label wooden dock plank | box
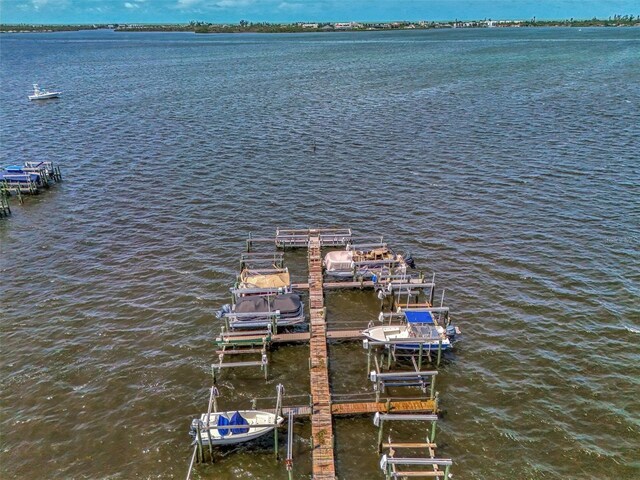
[331,400,436,415]
[308,236,336,480]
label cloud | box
[124,2,139,8]
[177,0,203,8]
[278,2,304,11]
[30,0,50,10]
[214,0,255,8]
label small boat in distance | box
[28,84,61,101]
[190,410,284,445]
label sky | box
[0,0,638,24]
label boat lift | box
[186,385,286,479]
[373,413,452,479]
[239,252,285,270]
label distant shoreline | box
[2,16,639,34]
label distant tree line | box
[1,15,638,34]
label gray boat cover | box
[235,294,302,318]
[272,294,301,315]
[236,296,270,314]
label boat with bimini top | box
[363,308,460,351]
[28,84,61,100]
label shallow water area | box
[1,27,639,479]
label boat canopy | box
[229,411,249,435]
[234,293,302,318]
[404,311,434,324]
[272,294,302,315]
[324,250,353,271]
[217,414,230,436]
[0,172,41,182]
[240,269,290,289]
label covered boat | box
[222,293,305,328]
[238,268,291,290]
[323,244,408,278]
[362,310,459,351]
[190,410,283,446]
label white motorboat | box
[190,410,284,446]
[362,324,452,350]
[28,84,61,100]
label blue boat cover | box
[6,166,24,172]
[0,172,40,182]
[404,311,434,324]
[229,411,249,435]
[217,414,230,436]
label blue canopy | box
[0,172,40,182]
[217,414,230,436]
[404,311,434,324]
[229,411,249,435]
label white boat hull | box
[362,325,452,350]
[29,92,61,100]
[192,410,283,446]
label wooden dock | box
[267,399,436,418]
[199,228,453,480]
[293,281,376,290]
[308,235,336,480]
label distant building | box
[334,22,353,30]
[301,23,318,29]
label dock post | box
[430,417,437,443]
[429,273,436,305]
[366,342,372,378]
[430,374,437,400]
[286,410,294,478]
[274,422,279,460]
[377,417,384,452]
[263,354,269,380]
[274,385,284,460]
[437,340,442,367]
[444,464,451,478]
[195,422,204,463]
[418,343,424,371]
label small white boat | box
[362,324,453,351]
[28,84,61,101]
[190,410,284,446]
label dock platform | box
[192,228,454,480]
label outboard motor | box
[445,324,457,340]
[215,304,232,319]
[188,418,200,441]
[404,252,416,269]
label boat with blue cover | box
[362,309,460,351]
[189,410,284,445]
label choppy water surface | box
[1,28,639,479]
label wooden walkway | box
[293,281,376,290]
[267,400,436,418]
[308,235,336,480]
[215,329,363,346]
